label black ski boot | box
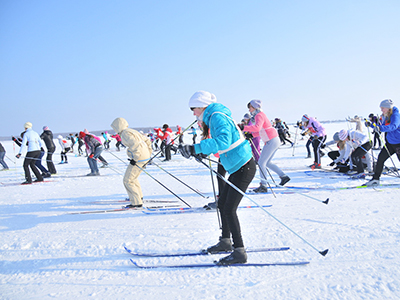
[279,175,290,186]
[216,247,247,265]
[205,237,232,254]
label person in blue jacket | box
[179,91,256,265]
[363,99,400,186]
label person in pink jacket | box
[242,100,290,193]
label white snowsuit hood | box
[111,117,129,135]
[110,117,152,161]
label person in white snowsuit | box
[57,135,71,163]
[338,129,372,177]
[111,117,152,208]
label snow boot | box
[203,201,217,210]
[216,247,247,265]
[362,179,380,187]
[205,237,233,254]
[279,175,290,186]
[252,184,269,193]
[124,204,143,209]
[310,162,321,170]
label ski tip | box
[319,249,329,256]
[323,198,329,205]
[130,259,139,267]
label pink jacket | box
[243,111,278,143]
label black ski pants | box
[351,142,372,173]
[218,158,256,248]
[23,150,43,182]
[312,136,326,165]
[373,141,400,180]
[46,147,57,174]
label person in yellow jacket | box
[111,117,152,208]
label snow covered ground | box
[1,122,400,300]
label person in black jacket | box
[40,126,57,174]
[275,118,293,146]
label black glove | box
[16,153,21,159]
[320,144,326,149]
[329,161,335,166]
[301,132,306,136]
[365,120,371,127]
[129,159,136,166]
[178,144,195,159]
[244,132,253,140]
[238,123,244,130]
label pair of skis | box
[124,246,310,269]
[65,203,273,215]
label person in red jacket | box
[161,124,174,161]
[176,125,183,144]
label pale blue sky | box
[1,0,399,136]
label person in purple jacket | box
[301,114,327,169]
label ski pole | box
[203,156,329,204]
[5,154,16,164]
[134,164,192,208]
[248,138,277,196]
[195,156,328,256]
[106,149,191,207]
[364,119,377,165]
[143,120,197,168]
[373,123,400,177]
[208,158,222,229]
[151,161,208,199]
[277,186,329,204]
[292,126,299,157]
[107,148,203,195]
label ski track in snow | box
[1,122,400,299]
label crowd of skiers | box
[4,91,400,265]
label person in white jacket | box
[16,122,44,184]
[111,117,152,208]
[57,135,71,164]
[338,129,372,177]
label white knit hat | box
[380,99,394,109]
[24,122,32,129]
[188,91,217,108]
[339,129,348,141]
[249,99,262,109]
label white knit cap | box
[339,129,348,141]
[24,122,32,129]
[249,99,262,109]
[188,91,217,108]
[380,99,394,109]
